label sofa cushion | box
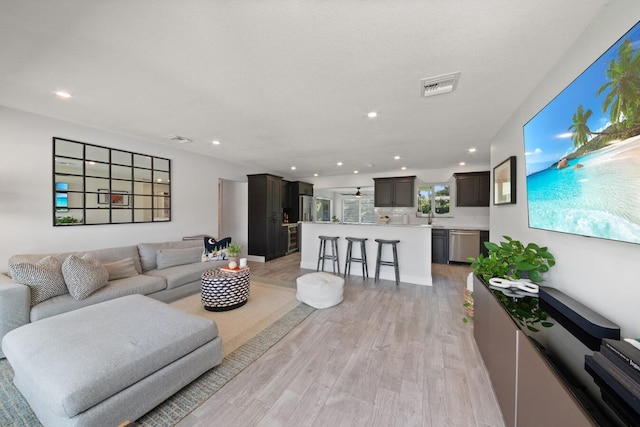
[138,241,203,272]
[7,245,143,276]
[30,274,167,322]
[156,246,203,270]
[62,254,109,300]
[145,260,226,289]
[8,256,68,306]
[104,258,139,281]
[84,246,143,274]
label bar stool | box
[344,237,368,278]
[317,236,340,274]
[375,239,400,285]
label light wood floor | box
[176,254,506,427]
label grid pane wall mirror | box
[53,137,171,226]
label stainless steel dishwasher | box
[448,229,480,263]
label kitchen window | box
[418,184,451,217]
[342,197,375,224]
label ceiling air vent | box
[420,71,461,98]
[164,134,193,144]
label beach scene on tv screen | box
[524,21,640,245]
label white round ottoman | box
[296,272,344,309]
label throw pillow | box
[203,237,231,261]
[9,256,68,306]
[103,258,139,281]
[156,246,203,269]
[62,254,109,300]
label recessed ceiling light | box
[314,173,318,177]
[459,162,466,166]
[468,148,476,153]
[291,166,296,170]
[211,140,221,145]
[353,170,358,174]
[367,111,378,118]
[337,162,343,166]
[55,91,72,99]
[401,166,407,170]
[394,155,400,160]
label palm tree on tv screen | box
[568,104,593,147]
[568,38,640,146]
[597,38,640,127]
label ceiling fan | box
[341,187,363,197]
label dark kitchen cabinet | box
[248,174,286,261]
[374,176,416,207]
[480,230,489,257]
[431,228,449,264]
[297,181,313,196]
[281,180,291,209]
[454,171,490,207]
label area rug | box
[170,281,302,356]
[0,283,314,427]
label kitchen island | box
[299,222,432,286]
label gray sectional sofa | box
[0,239,227,359]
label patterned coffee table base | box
[201,268,250,311]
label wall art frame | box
[493,156,516,205]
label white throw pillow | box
[103,258,139,281]
[9,256,68,306]
[62,254,109,300]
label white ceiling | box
[0,0,610,179]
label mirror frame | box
[53,137,172,226]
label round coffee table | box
[200,267,250,311]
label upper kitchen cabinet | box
[374,176,415,207]
[454,171,490,207]
[297,181,314,196]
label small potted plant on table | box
[226,243,242,264]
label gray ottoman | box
[2,294,222,427]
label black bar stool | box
[317,236,340,274]
[344,237,368,278]
[375,239,400,285]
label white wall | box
[0,106,252,270]
[490,0,640,337]
[219,179,249,255]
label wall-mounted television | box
[523,20,640,245]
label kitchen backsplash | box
[374,206,489,228]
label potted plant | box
[226,243,242,263]
[469,235,555,284]
[463,235,556,324]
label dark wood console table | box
[473,275,623,427]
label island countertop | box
[299,221,489,231]
[300,222,432,286]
